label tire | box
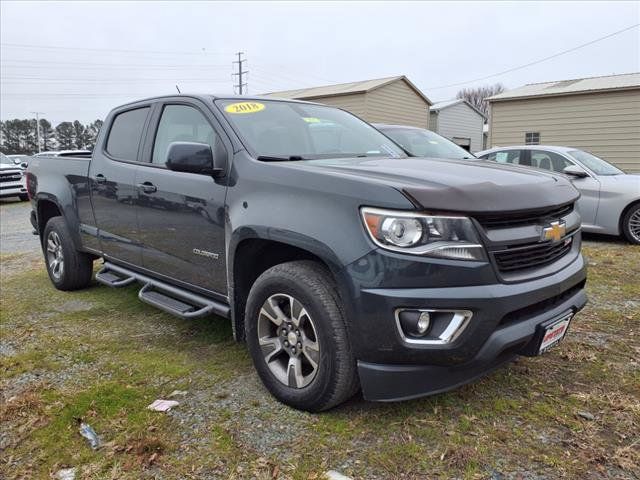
[42,217,93,291]
[19,194,29,202]
[245,260,359,411]
[621,203,640,245]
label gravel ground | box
[0,199,40,256]
[1,200,638,480]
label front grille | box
[475,203,574,229]
[493,236,574,272]
[0,173,23,183]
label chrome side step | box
[96,262,230,319]
[95,268,136,287]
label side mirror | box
[21,162,28,169]
[563,165,589,178]
[165,142,225,177]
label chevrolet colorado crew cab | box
[27,95,587,411]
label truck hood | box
[301,157,579,213]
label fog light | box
[398,310,431,338]
[395,308,473,345]
[417,312,430,334]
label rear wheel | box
[245,261,358,411]
[621,203,640,245]
[43,217,93,290]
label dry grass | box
[0,238,638,479]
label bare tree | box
[456,83,506,118]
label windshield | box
[568,149,623,175]
[216,99,406,159]
[380,127,475,160]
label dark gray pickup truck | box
[27,95,587,411]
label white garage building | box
[429,99,486,153]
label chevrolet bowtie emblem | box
[542,220,566,243]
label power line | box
[252,64,340,85]
[1,76,231,82]
[425,23,640,90]
[1,61,232,70]
[0,42,233,56]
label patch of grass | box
[1,240,639,479]
[24,382,168,475]
[1,347,62,378]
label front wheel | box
[621,203,640,245]
[245,261,359,411]
[19,194,29,202]
[43,217,94,290]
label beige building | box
[488,73,640,173]
[266,76,432,128]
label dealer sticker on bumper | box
[538,313,572,354]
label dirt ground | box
[1,198,638,479]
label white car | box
[476,145,640,244]
[7,154,31,167]
[0,153,28,201]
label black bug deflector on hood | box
[299,157,580,214]
[402,178,579,214]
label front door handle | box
[94,174,107,184]
[137,182,157,194]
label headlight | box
[361,207,486,261]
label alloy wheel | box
[257,293,320,388]
[629,208,640,243]
[46,231,64,280]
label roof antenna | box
[175,84,181,94]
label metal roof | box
[488,72,640,101]
[265,75,432,105]
[431,98,487,119]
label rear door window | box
[487,150,522,165]
[106,107,150,160]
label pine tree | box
[39,118,56,151]
[55,122,76,150]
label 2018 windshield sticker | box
[225,102,265,114]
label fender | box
[226,225,352,341]
[34,192,85,253]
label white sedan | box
[476,145,640,244]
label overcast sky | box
[1,1,638,124]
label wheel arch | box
[35,195,85,252]
[228,233,347,342]
[619,199,640,239]
[36,197,63,238]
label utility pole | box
[232,52,248,95]
[31,111,45,153]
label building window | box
[525,132,540,145]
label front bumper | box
[359,285,585,401]
[0,183,27,198]
[346,252,587,401]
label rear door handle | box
[137,182,157,194]
[94,174,107,184]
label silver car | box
[476,146,640,244]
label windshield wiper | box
[257,155,306,162]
